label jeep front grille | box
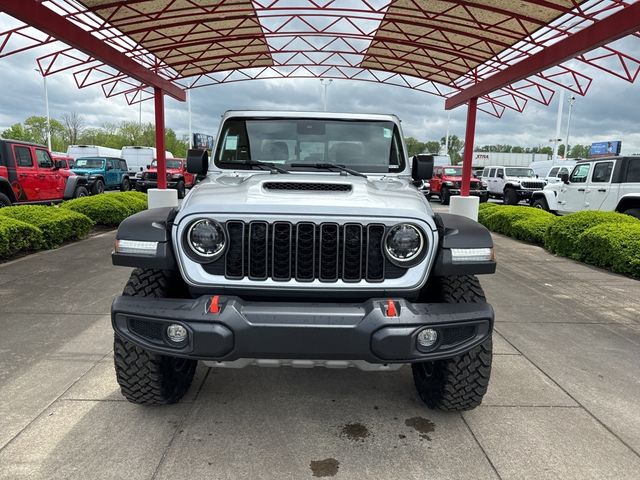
[145,172,158,180]
[263,182,351,192]
[203,221,405,282]
[520,181,545,189]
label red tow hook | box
[209,295,220,314]
[385,299,398,317]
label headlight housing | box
[185,219,226,261]
[384,224,425,266]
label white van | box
[66,145,122,160]
[121,146,174,173]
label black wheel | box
[412,275,493,411]
[479,195,488,203]
[73,186,89,198]
[623,208,640,220]
[92,179,105,195]
[425,193,432,201]
[114,269,197,405]
[120,177,131,192]
[0,192,12,207]
[532,197,549,211]
[176,180,186,199]
[440,187,450,205]
[503,188,518,205]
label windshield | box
[214,118,404,173]
[74,158,105,169]
[443,167,462,176]
[505,167,535,177]
[151,159,182,169]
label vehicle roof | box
[482,165,535,168]
[222,110,401,123]
[576,156,637,162]
[74,156,125,160]
[0,138,47,148]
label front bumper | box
[136,180,179,191]
[446,189,488,198]
[517,189,541,198]
[111,295,493,363]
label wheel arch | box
[615,194,640,213]
[0,177,17,203]
[532,190,558,211]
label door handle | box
[577,188,585,192]
[19,173,28,177]
[38,174,45,178]
[598,189,607,192]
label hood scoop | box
[263,182,352,192]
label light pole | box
[552,88,565,160]
[187,89,192,149]
[563,95,576,159]
[320,79,333,112]
[35,68,52,151]
[444,111,450,156]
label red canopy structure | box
[2,0,640,192]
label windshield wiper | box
[223,160,289,174]
[291,163,367,178]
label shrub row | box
[0,192,147,260]
[477,203,640,278]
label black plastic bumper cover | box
[112,295,493,363]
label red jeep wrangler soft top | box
[428,165,488,205]
[0,139,88,207]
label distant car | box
[544,164,574,184]
[51,154,75,170]
[135,158,195,199]
[72,157,131,194]
[481,165,546,205]
[428,165,488,205]
[0,139,88,206]
[531,157,640,219]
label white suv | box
[481,166,546,205]
[531,157,640,219]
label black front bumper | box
[447,189,489,198]
[111,296,493,363]
[136,180,179,191]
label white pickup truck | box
[531,156,640,219]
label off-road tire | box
[532,197,549,211]
[0,192,12,207]
[73,186,89,198]
[114,268,197,405]
[479,195,488,203]
[623,208,640,220]
[176,180,186,199]
[120,177,131,192]
[440,187,451,205]
[503,188,518,205]
[92,179,105,195]
[412,275,493,411]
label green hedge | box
[575,222,640,277]
[478,205,556,245]
[61,192,147,226]
[0,205,94,248]
[0,216,44,258]
[544,211,638,259]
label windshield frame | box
[213,117,406,174]
[505,167,535,178]
[151,159,183,169]
[74,157,105,169]
[443,166,462,176]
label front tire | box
[73,186,89,198]
[176,180,186,199]
[532,197,549,211]
[412,275,493,411]
[113,269,197,405]
[440,187,451,205]
[92,179,105,195]
[120,178,131,192]
[623,208,640,220]
[503,188,518,205]
[0,192,12,207]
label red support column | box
[154,87,167,189]
[460,97,478,197]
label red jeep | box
[135,158,195,199]
[428,165,488,205]
[0,139,89,207]
[51,154,75,170]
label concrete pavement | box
[0,218,639,479]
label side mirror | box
[54,160,65,169]
[146,164,151,169]
[187,149,209,175]
[139,167,143,171]
[106,165,113,171]
[411,154,434,181]
[561,173,569,184]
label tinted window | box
[119,160,127,170]
[489,168,496,177]
[626,159,640,183]
[482,167,489,177]
[14,146,33,167]
[558,167,569,177]
[591,162,613,183]
[570,164,590,183]
[35,149,53,168]
[496,168,504,177]
[548,167,559,177]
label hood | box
[177,172,430,221]
[147,167,180,173]
[506,176,538,182]
[72,168,102,175]
[442,175,480,182]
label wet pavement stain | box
[340,422,370,442]
[405,416,435,441]
[310,458,340,477]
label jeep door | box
[34,148,64,200]
[105,158,119,186]
[585,160,616,211]
[557,163,590,214]
[430,167,442,193]
[11,144,40,201]
[487,168,502,195]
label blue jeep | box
[72,157,131,194]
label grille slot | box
[521,181,545,189]
[264,182,351,192]
[129,319,164,342]
[203,221,408,283]
[441,326,476,346]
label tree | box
[404,137,425,157]
[424,141,441,154]
[62,112,84,145]
[441,135,464,164]
[569,144,590,159]
[1,123,29,141]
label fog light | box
[417,328,438,349]
[166,324,188,344]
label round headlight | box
[384,224,424,265]
[186,219,226,259]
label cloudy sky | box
[1,42,639,155]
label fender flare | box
[0,177,17,203]
[63,175,88,199]
[531,189,558,211]
[615,194,640,212]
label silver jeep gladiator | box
[111,111,496,411]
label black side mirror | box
[146,164,151,169]
[561,173,569,184]
[187,149,209,175]
[412,154,434,181]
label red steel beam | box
[154,88,168,189]
[445,1,640,110]
[460,97,478,197]
[1,0,186,102]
